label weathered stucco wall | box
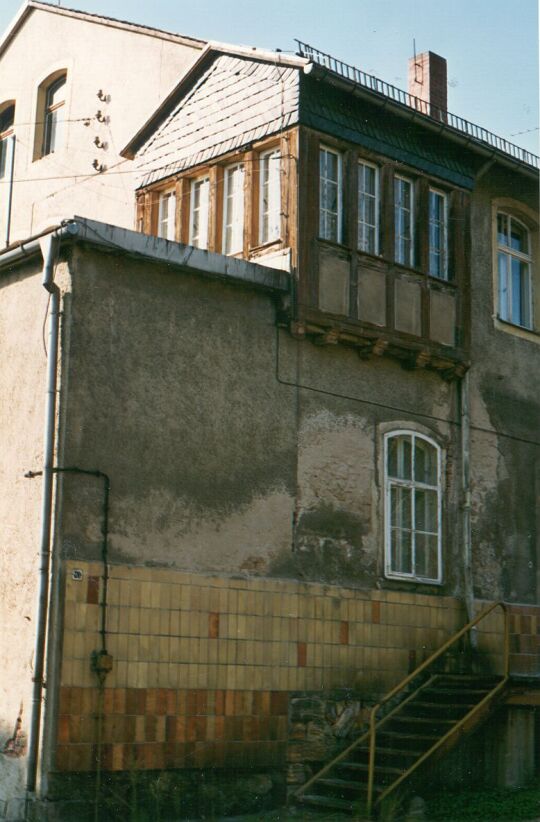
[58,246,465,599]
[0,260,54,813]
[469,168,540,604]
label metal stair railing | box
[366,600,508,812]
[293,601,509,815]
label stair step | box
[387,715,456,725]
[349,745,424,759]
[406,701,475,710]
[319,776,367,792]
[299,793,355,811]
[337,761,404,776]
[378,730,440,743]
[425,687,492,696]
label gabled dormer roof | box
[0,0,205,60]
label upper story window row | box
[146,142,284,256]
[319,145,451,281]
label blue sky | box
[1,0,538,154]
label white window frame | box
[428,187,449,280]
[0,103,15,180]
[497,212,533,330]
[42,74,66,157]
[394,175,415,267]
[189,175,210,250]
[223,162,245,255]
[358,160,380,255]
[319,146,343,243]
[158,190,176,241]
[259,148,281,245]
[384,430,442,584]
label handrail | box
[366,600,508,812]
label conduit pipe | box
[460,371,476,633]
[26,221,79,796]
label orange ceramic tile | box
[371,600,381,624]
[297,642,307,667]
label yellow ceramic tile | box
[128,608,140,634]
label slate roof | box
[137,54,300,187]
[300,77,480,188]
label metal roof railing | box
[296,40,539,170]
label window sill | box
[249,239,282,255]
[385,572,443,586]
[494,316,540,345]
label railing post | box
[367,709,376,815]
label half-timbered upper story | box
[123,43,539,380]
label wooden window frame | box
[222,162,245,255]
[319,145,343,244]
[259,147,281,246]
[189,175,211,249]
[394,174,415,268]
[357,159,380,255]
[428,187,449,280]
[157,189,177,241]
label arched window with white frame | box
[384,431,442,583]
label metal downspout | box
[26,222,78,797]
[460,371,475,628]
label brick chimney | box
[408,51,447,120]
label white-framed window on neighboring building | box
[394,176,414,266]
[497,213,533,330]
[223,163,245,254]
[384,431,442,584]
[259,148,281,244]
[158,190,176,241]
[42,74,66,156]
[429,188,448,279]
[319,146,342,243]
[0,103,15,180]
[358,160,379,255]
[189,176,210,249]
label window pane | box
[358,162,378,254]
[414,438,437,485]
[415,533,438,580]
[260,150,280,243]
[191,177,210,249]
[394,178,413,266]
[497,214,508,246]
[320,148,341,242]
[498,252,509,320]
[415,489,438,533]
[391,485,412,529]
[428,190,447,279]
[509,219,528,254]
[224,164,244,254]
[388,436,412,480]
[511,258,532,328]
[391,528,412,574]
